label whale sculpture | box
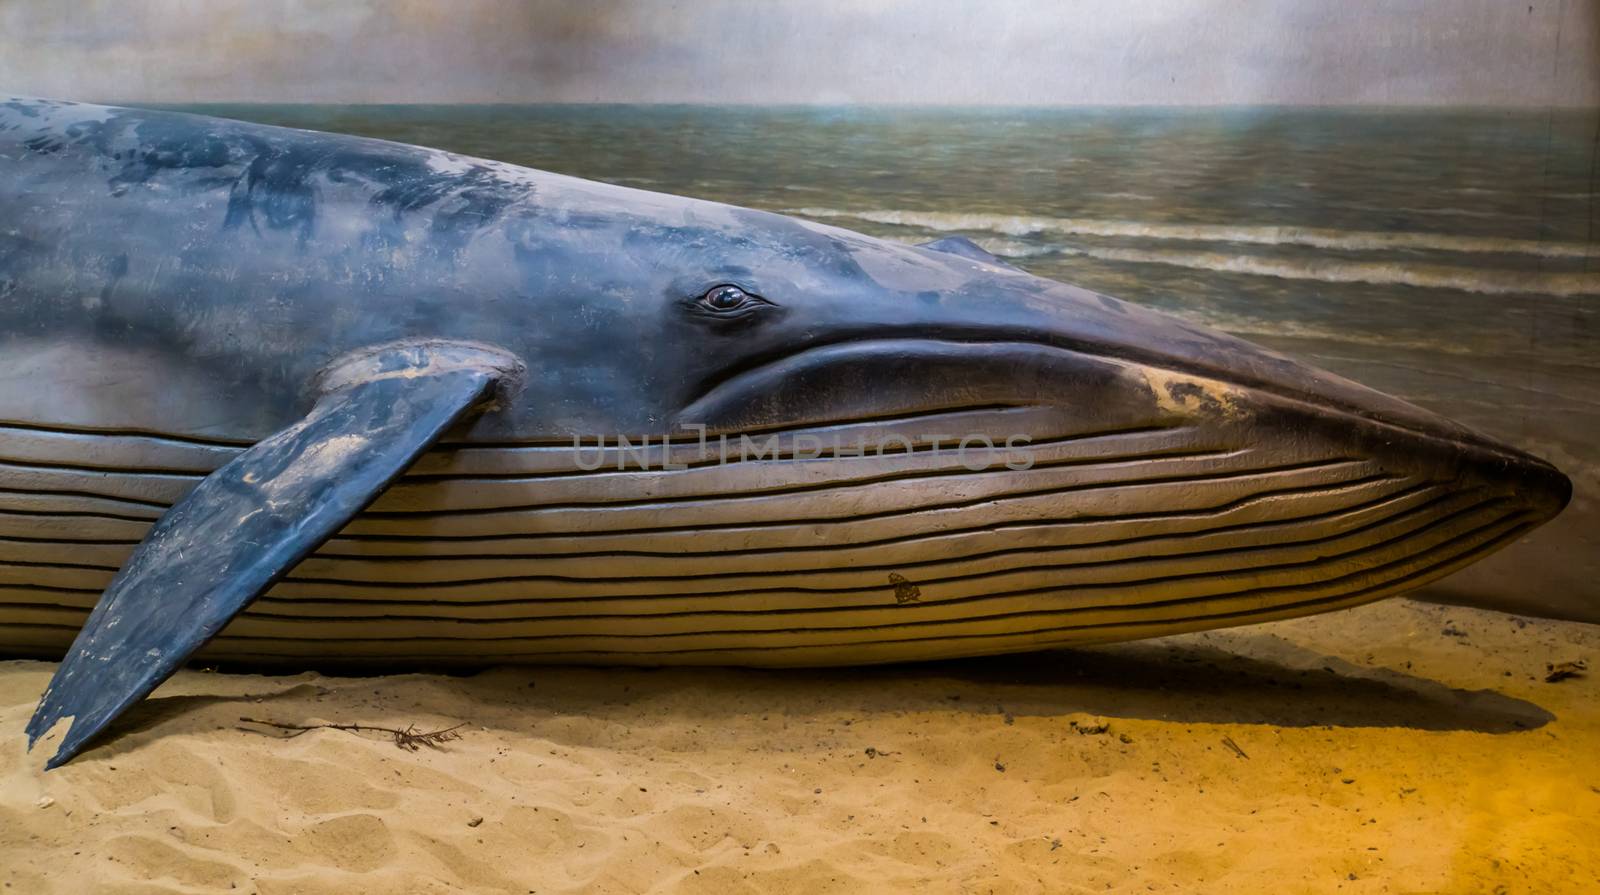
[0,98,1570,767]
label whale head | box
[520,196,1573,644]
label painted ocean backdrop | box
[166,104,1600,619]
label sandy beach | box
[1,597,1595,893]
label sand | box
[2,598,1596,894]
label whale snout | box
[1005,275,1575,552]
[1245,376,1570,561]
[1437,435,1571,523]
[1499,449,1572,520]
[1101,304,1576,622]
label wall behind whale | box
[0,0,1595,620]
[0,1,1597,107]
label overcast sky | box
[1,0,1595,106]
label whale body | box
[0,98,1571,766]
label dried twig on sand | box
[239,716,466,751]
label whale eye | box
[697,284,768,315]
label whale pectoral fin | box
[26,341,520,769]
[916,236,1023,271]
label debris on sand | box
[1544,660,1588,683]
[239,716,466,751]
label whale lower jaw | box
[0,400,1544,666]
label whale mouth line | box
[681,334,1542,470]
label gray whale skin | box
[0,98,1571,767]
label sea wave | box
[790,207,1600,260]
[885,229,1600,295]
[973,238,1058,258]
[1060,245,1600,297]
[1088,191,1156,202]
[1166,310,1484,355]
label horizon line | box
[80,99,1600,112]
